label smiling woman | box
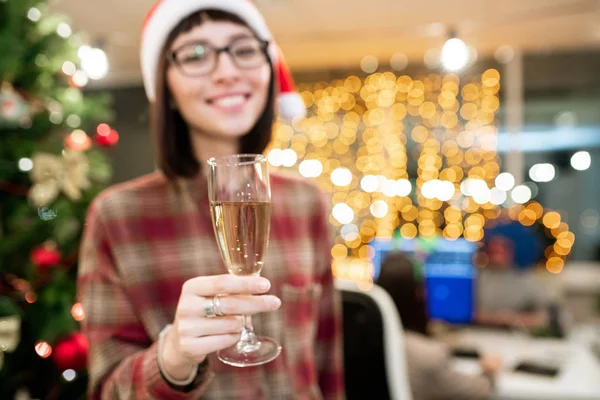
[153,9,276,179]
[77,1,343,399]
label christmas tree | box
[0,1,116,398]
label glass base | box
[217,336,282,367]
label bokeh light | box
[269,69,573,281]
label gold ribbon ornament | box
[28,150,90,207]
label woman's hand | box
[161,274,281,380]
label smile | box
[208,94,250,111]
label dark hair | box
[377,252,429,335]
[151,10,275,180]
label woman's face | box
[166,20,271,141]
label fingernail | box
[257,279,270,291]
[271,297,282,309]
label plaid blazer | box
[78,171,345,399]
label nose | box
[211,51,241,84]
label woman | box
[77,1,344,399]
[377,252,500,400]
[477,235,550,329]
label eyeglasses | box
[168,37,269,77]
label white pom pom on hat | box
[140,0,306,120]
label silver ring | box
[212,295,225,317]
[203,297,217,318]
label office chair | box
[336,279,413,400]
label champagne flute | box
[207,154,281,367]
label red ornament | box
[94,128,119,147]
[31,242,61,271]
[53,333,88,371]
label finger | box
[219,294,282,315]
[183,275,271,296]
[178,293,281,318]
[179,294,281,318]
[200,294,282,317]
[180,334,240,360]
[178,316,243,337]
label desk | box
[447,327,600,400]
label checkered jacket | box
[78,171,345,399]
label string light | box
[511,185,532,204]
[360,56,379,73]
[62,61,76,76]
[441,38,469,71]
[269,69,573,279]
[571,151,591,171]
[489,188,507,205]
[72,71,89,87]
[25,292,37,303]
[495,172,515,191]
[27,8,41,22]
[18,158,33,172]
[389,53,408,71]
[80,47,109,80]
[299,159,323,178]
[56,23,72,38]
[62,369,77,382]
[35,342,52,358]
[529,163,555,182]
[71,303,85,321]
[64,129,92,151]
[332,203,354,225]
[66,114,82,128]
[331,168,353,186]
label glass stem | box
[237,314,261,353]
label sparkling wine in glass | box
[207,154,281,367]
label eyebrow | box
[171,33,257,52]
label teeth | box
[214,95,245,108]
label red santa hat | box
[140,0,306,120]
